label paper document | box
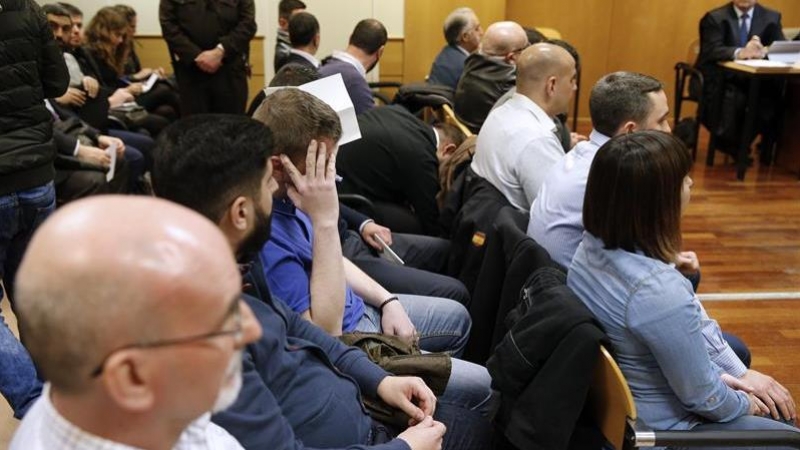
[141,73,159,93]
[734,59,792,68]
[264,73,362,146]
[105,142,117,182]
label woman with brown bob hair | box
[567,131,798,445]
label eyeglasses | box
[90,296,243,377]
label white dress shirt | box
[471,93,565,211]
[11,384,244,450]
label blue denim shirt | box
[567,233,749,431]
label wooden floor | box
[0,128,798,443]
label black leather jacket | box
[453,53,516,133]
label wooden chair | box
[589,345,800,449]
[442,104,473,138]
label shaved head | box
[517,43,577,116]
[480,21,527,57]
[15,196,239,393]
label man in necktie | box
[695,0,785,164]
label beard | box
[237,205,272,263]
[211,351,243,413]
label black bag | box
[392,83,454,115]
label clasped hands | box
[739,35,767,60]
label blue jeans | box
[0,182,53,417]
[670,415,800,450]
[357,294,471,357]
[358,295,494,450]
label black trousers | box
[342,230,471,306]
[173,61,248,116]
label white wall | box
[64,0,404,79]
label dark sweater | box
[211,257,409,450]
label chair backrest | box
[783,27,800,40]
[687,38,701,63]
[442,104,473,138]
[537,27,562,40]
[588,345,638,450]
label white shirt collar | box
[588,129,612,148]
[332,50,367,79]
[511,93,557,133]
[289,48,320,68]
[456,45,470,56]
[734,5,754,19]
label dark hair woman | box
[567,131,798,446]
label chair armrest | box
[368,81,403,89]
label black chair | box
[674,62,704,161]
[338,193,376,221]
[369,81,402,106]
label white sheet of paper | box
[263,73,362,146]
[105,142,117,182]
[141,73,159,93]
[734,59,792,67]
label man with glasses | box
[11,196,261,449]
[453,21,528,133]
[471,43,577,211]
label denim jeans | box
[358,295,494,450]
[356,294,471,357]
[0,182,53,418]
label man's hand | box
[76,145,111,169]
[377,376,437,425]
[97,135,125,157]
[195,48,224,74]
[55,87,87,107]
[396,416,446,450]
[82,77,99,98]
[281,140,340,228]
[569,132,588,149]
[108,89,134,108]
[381,299,416,343]
[362,221,393,251]
[740,370,796,422]
[674,251,700,276]
[739,36,766,59]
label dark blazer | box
[281,53,317,70]
[427,44,468,90]
[159,0,256,69]
[337,105,442,236]
[695,2,784,127]
[453,53,516,133]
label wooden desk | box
[711,61,800,180]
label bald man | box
[471,43,577,211]
[453,21,528,133]
[11,196,261,449]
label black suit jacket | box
[337,105,442,236]
[695,2,784,127]
[277,52,320,72]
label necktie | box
[739,13,749,47]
